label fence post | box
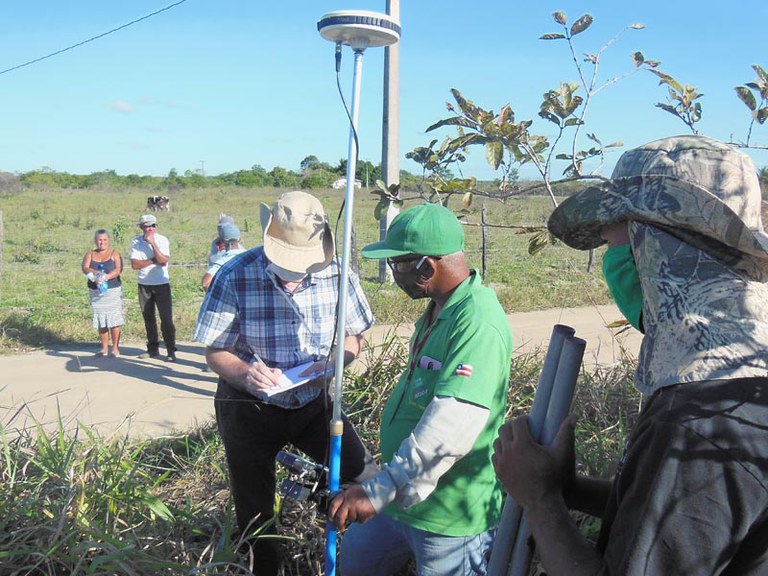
[481,202,488,280]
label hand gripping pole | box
[487,325,585,576]
[508,334,585,576]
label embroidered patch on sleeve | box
[455,364,473,377]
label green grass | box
[0,185,611,350]
[0,184,632,574]
[0,335,641,575]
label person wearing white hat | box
[193,191,376,575]
[129,214,177,362]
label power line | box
[0,0,190,77]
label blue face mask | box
[602,243,644,333]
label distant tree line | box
[2,156,430,193]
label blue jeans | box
[339,512,494,576]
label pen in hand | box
[246,347,282,391]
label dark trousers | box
[137,283,176,355]
[214,379,367,576]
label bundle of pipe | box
[487,324,586,576]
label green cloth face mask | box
[602,243,644,333]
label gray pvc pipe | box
[508,336,586,576]
[487,325,575,576]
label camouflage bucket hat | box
[548,135,768,274]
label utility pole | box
[379,0,400,282]
[200,160,205,176]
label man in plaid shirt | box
[194,191,376,575]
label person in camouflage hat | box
[492,135,768,575]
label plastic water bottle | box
[97,264,108,294]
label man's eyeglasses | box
[142,224,157,228]
[385,255,443,273]
[386,256,427,273]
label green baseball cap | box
[362,203,464,259]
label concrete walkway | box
[0,305,642,439]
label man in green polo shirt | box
[330,203,513,576]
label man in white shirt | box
[130,214,177,362]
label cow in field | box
[146,195,170,211]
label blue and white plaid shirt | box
[193,247,374,408]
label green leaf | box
[655,102,678,116]
[691,102,702,123]
[540,33,566,40]
[570,14,593,36]
[375,179,387,191]
[444,133,482,154]
[649,69,683,93]
[497,104,514,125]
[552,11,567,25]
[753,64,768,84]
[632,51,644,67]
[462,192,473,209]
[528,231,550,256]
[425,116,478,133]
[756,107,768,125]
[538,110,561,125]
[443,179,474,193]
[735,86,757,111]
[451,89,481,119]
[485,141,504,170]
[142,495,174,522]
[374,199,389,221]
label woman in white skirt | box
[81,229,124,357]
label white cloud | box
[110,101,135,114]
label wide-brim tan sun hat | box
[548,135,768,278]
[260,191,334,275]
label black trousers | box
[214,379,367,576]
[137,283,176,355]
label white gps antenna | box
[318,10,400,50]
[316,10,400,576]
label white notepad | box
[258,360,332,397]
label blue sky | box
[2,1,767,180]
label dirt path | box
[0,304,641,439]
